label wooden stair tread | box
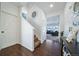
[34,35,39,42]
[34,38,39,42]
[34,35,41,48]
[34,40,41,48]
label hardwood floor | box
[0,36,61,56]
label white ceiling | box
[27,2,66,15]
[11,2,66,16]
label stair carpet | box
[34,35,41,48]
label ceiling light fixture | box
[50,4,53,8]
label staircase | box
[34,35,41,48]
[26,18,41,48]
[20,6,46,51]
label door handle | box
[1,31,4,33]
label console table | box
[61,37,79,56]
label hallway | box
[0,2,64,56]
[0,39,61,56]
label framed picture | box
[73,16,79,26]
[73,2,79,27]
[73,2,79,16]
[22,12,27,20]
[32,11,36,18]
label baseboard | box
[0,43,19,51]
[21,44,34,52]
[0,43,34,53]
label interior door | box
[0,11,18,50]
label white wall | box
[63,2,74,37]
[21,17,34,51]
[20,7,34,51]
[0,3,20,50]
[64,2,79,42]
[28,5,47,27]
[28,5,47,43]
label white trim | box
[1,10,18,17]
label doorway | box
[46,15,60,41]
